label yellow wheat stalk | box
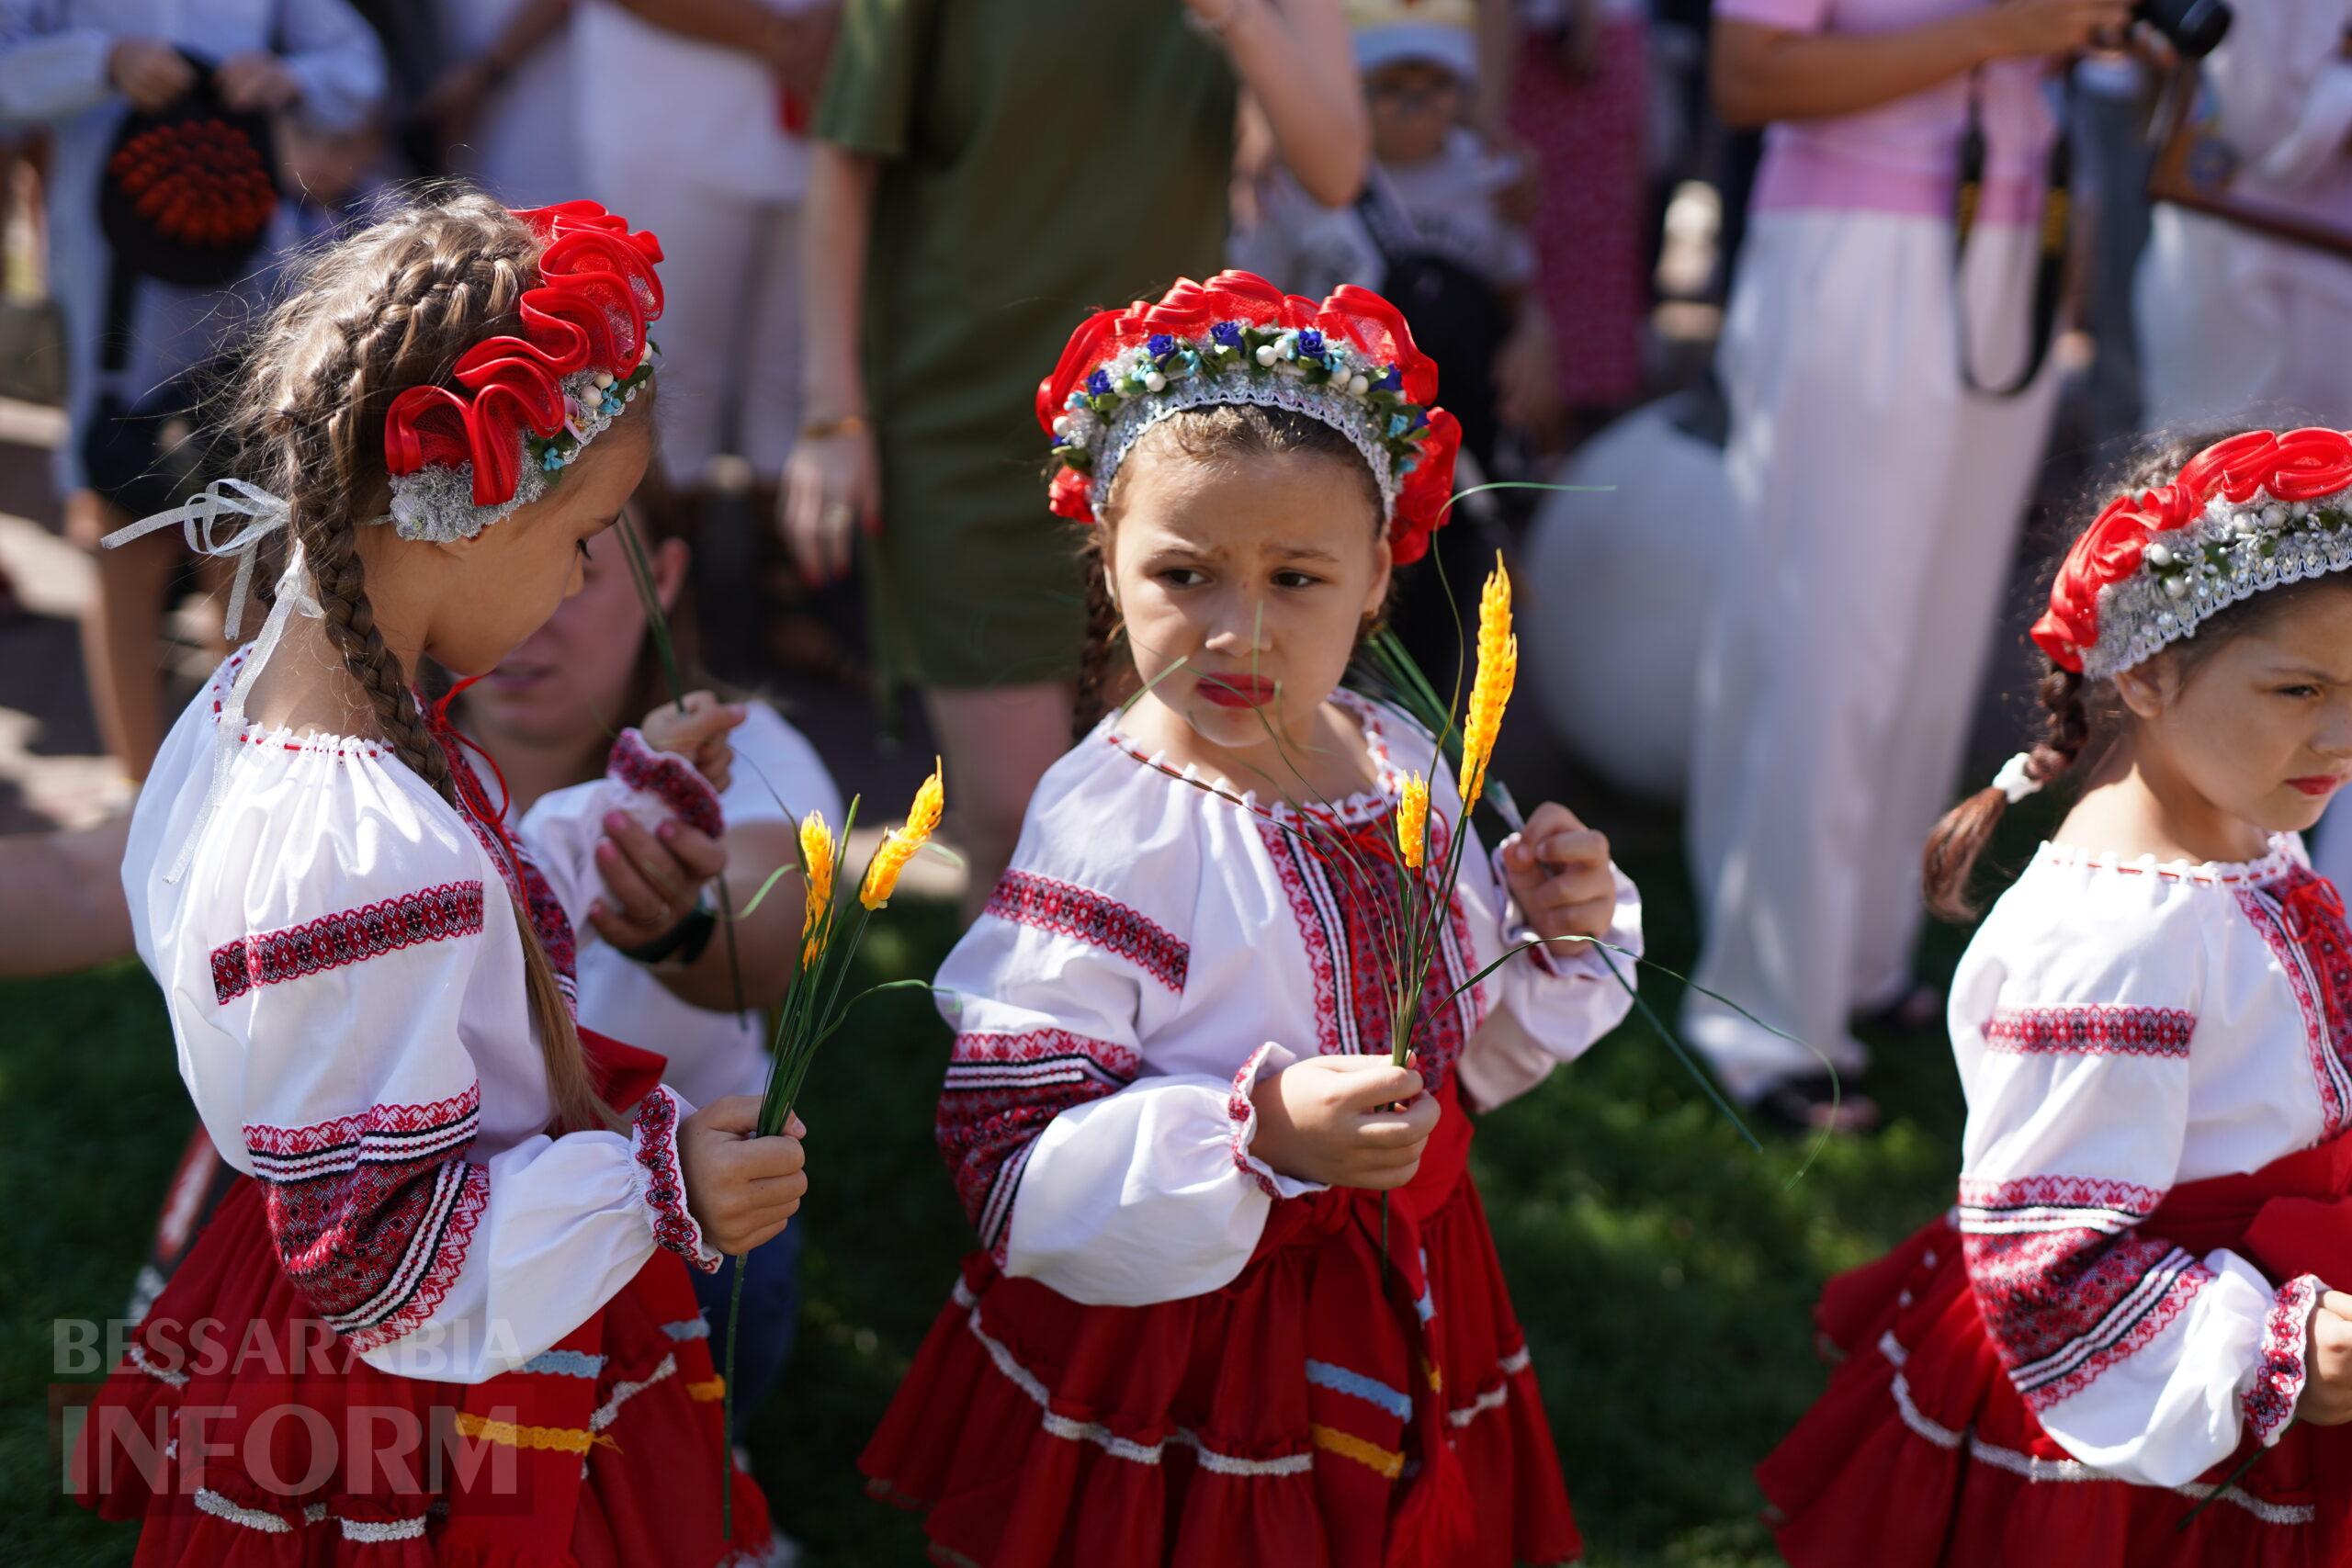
[1459,553,1516,807]
[798,810,835,965]
[1396,772,1429,870]
[861,758,946,910]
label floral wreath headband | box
[1037,270,1463,564]
[1994,429,2352,802]
[2031,428,2352,682]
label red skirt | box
[862,1091,1580,1567]
[1760,1131,2352,1566]
[70,1178,775,1567]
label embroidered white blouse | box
[933,692,1645,1308]
[1950,834,2340,1486]
[124,652,726,1383]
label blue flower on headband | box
[1087,369,1113,397]
[1377,365,1401,392]
[1147,333,1175,360]
[1296,328,1325,360]
[1211,321,1244,348]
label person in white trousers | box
[574,0,834,492]
[1688,0,2127,1128]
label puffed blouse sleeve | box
[514,728,727,940]
[930,750,1324,1309]
[1950,873,2322,1485]
[150,745,718,1384]
[1435,758,1645,1115]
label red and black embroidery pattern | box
[446,752,578,1012]
[514,853,577,1001]
[1227,1043,1283,1200]
[631,1086,715,1271]
[1257,807,1480,1092]
[937,1028,1141,1256]
[2245,1275,2321,1447]
[243,1086,489,1350]
[609,729,725,839]
[983,870,1190,993]
[1981,1006,2195,1058]
[1957,1175,2210,1411]
[2238,867,2352,1134]
[211,882,485,1005]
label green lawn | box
[0,778,2052,1566]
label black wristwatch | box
[616,889,719,967]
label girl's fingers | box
[1353,1116,1434,1149]
[731,1213,799,1255]
[1336,1063,1428,1111]
[744,1170,811,1207]
[1552,899,1618,940]
[1535,828,1610,868]
[1535,862,1618,907]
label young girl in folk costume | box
[1760,427,2352,1564]
[862,270,1645,1567]
[69,192,807,1564]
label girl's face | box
[409,408,654,679]
[466,524,684,750]
[1107,441,1389,768]
[1365,61,1462,166]
[2120,584,2352,837]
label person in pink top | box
[1683,0,2132,1130]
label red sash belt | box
[2150,1124,2352,1285]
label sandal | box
[1753,1071,1881,1137]
[1856,983,1944,1036]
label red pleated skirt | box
[862,1095,1580,1568]
[69,1178,775,1567]
[1760,1132,2352,1566]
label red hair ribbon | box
[382,201,665,509]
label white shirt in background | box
[571,0,824,202]
[434,0,581,208]
[530,701,842,1114]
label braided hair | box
[231,188,614,1132]
[1922,426,2321,921]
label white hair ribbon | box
[105,483,322,884]
[1990,751,2043,805]
[100,478,293,642]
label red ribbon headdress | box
[95,198,669,884]
[2031,428,2352,680]
[381,199,665,540]
[1038,270,1463,564]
